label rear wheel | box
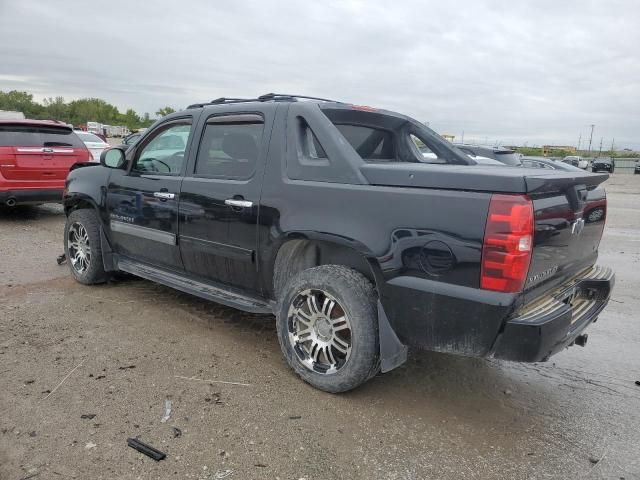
[64,209,108,285]
[276,265,379,393]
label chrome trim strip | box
[110,220,176,245]
[224,199,253,208]
[16,147,45,153]
[515,264,613,323]
[153,192,175,200]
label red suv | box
[0,120,91,206]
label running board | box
[116,257,274,314]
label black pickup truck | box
[62,94,614,392]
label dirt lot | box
[1,175,639,480]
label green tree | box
[119,108,142,129]
[0,90,42,117]
[67,98,120,126]
[155,106,175,117]
[42,96,68,122]
[142,112,153,127]
[0,89,158,130]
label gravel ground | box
[1,174,639,480]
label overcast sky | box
[1,0,639,148]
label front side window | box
[134,122,191,174]
[195,119,264,179]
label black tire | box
[276,265,379,393]
[64,209,108,285]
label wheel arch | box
[63,193,101,217]
[270,233,384,300]
[64,194,115,271]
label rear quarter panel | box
[258,113,501,352]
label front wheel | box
[276,265,379,393]
[64,209,108,285]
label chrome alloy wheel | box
[287,289,352,374]
[67,222,91,274]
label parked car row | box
[1,114,629,211]
[562,155,590,169]
[0,119,158,207]
[74,131,110,162]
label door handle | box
[225,199,253,208]
[153,191,175,200]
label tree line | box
[0,90,176,130]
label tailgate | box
[0,146,86,181]
[0,124,89,182]
[523,172,609,302]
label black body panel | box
[63,99,614,365]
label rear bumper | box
[491,265,614,362]
[0,188,64,205]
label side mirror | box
[100,148,127,169]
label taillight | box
[481,194,534,293]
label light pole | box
[587,124,595,155]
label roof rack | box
[187,93,342,109]
[257,93,341,103]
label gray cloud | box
[1,0,639,148]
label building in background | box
[0,110,25,120]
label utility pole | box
[610,138,615,159]
[597,137,603,157]
[577,133,582,152]
[587,124,595,155]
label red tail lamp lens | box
[481,194,534,293]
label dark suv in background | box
[0,120,91,206]
[453,144,522,166]
[591,158,614,173]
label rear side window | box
[298,118,327,160]
[334,124,394,160]
[0,125,83,147]
[195,118,264,179]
